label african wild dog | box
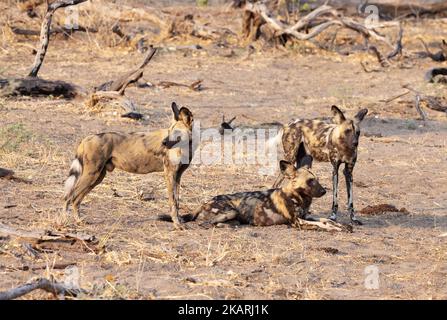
[272,105,368,225]
[63,102,194,229]
[171,161,350,232]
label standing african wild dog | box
[63,102,194,229]
[273,105,368,225]
[178,161,350,232]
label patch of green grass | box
[0,123,33,152]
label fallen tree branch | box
[10,25,98,37]
[403,84,447,118]
[157,79,203,91]
[369,45,391,67]
[243,2,395,47]
[1,261,76,272]
[294,218,353,233]
[0,278,86,300]
[95,47,157,94]
[0,223,96,243]
[417,38,446,62]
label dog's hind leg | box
[210,209,238,225]
[329,161,341,221]
[71,166,107,218]
[199,208,239,228]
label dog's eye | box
[306,179,314,186]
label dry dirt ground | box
[0,1,446,299]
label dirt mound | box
[359,204,409,215]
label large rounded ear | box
[171,102,180,121]
[279,160,296,178]
[179,107,193,127]
[298,155,312,169]
[354,108,368,123]
[331,105,346,124]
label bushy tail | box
[267,126,283,151]
[63,157,82,201]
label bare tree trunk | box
[29,0,88,78]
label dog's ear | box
[279,160,296,178]
[298,155,312,169]
[171,102,180,121]
[354,108,368,124]
[178,107,193,127]
[331,105,346,124]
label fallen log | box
[0,78,78,98]
[0,278,86,300]
[0,168,32,183]
[425,68,447,83]
[10,25,98,37]
[0,168,15,179]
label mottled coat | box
[190,161,326,227]
[63,102,194,228]
[275,105,368,224]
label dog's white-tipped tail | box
[267,127,283,152]
[64,158,82,200]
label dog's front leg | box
[164,169,184,230]
[329,161,341,221]
[344,163,362,225]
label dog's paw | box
[173,222,189,231]
[350,217,363,226]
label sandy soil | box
[0,1,446,299]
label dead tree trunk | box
[29,0,88,77]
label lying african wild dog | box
[63,102,194,229]
[272,105,368,225]
[160,161,351,232]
